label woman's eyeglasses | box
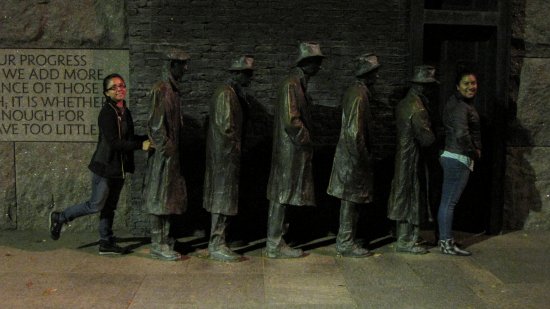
[107,84,127,91]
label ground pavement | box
[1,229,549,308]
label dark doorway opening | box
[423,24,499,235]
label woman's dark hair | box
[455,68,477,86]
[102,73,125,96]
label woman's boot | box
[439,239,471,256]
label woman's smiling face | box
[104,77,127,101]
[456,74,477,99]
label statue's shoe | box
[266,245,304,259]
[336,244,372,258]
[151,248,182,261]
[209,245,241,262]
[395,244,428,255]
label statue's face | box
[237,70,254,87]
[300,57,323,77]
[457,74,477,99]
[170,60,188,81]
[104,77,127,102]
[364,69,379,85]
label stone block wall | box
[505,0,550,230]
[0,0,129,232]
[4,0,548,235]
[1,0,409,238]
[126,0,410,236]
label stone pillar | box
[505,0,550,230]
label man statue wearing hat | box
[266,42,324,258]
[143,48,190,260]
[387,65,436,254]
[203,55,255,262]
[327,53,380,257]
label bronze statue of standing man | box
[387,65,437,254]
[266,42,325,258]
[203,55,255,262]
[143,48,189,260]
[327,53,380,257]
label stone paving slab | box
[263,252,340,275]
[470,247,550,284]
[350,284,489,309]
[472,282,550,309]
[1,230,550,308]
[0,273,143,309]
[186,249,264,275]
[337,253,425,288]
[265,272,354,306]
[131,273,265,308]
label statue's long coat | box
[143,77,187,215]
[267,68,315,206]
[387,87,434,224]
[203,83,246,215]
[327,80,374,204]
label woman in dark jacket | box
[437,70,482,256]
[49,73,150,255]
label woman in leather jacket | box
[437,70,482,256]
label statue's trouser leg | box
[150,215,181,260]
[396,220,412,249]
[151,215,171,251]
[208,213,229,252]
[266,201,287,250]
[397,220,421,249]
[336,200,359,251]
[411,224,420,245]
[208,213,241,261]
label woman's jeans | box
[60,173,125,242]
[437,157,470,241]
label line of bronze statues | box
[50,41,480,261]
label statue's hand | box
[142,140,153,151]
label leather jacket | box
[442,92,482,159]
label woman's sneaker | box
[99,240,129,255]
[49,211,63,240]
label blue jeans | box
[437,157,470,240]
[60,173,125,242]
